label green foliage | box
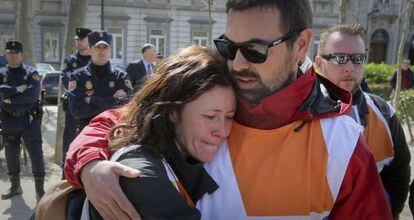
[369,83,393,100]
[364,63,414,101]
[394,89,414,124]
[364,62,395,84]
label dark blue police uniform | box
[0,64,45,178]
[61,28,91,170]
[68,63,132,129]
[68,31,132,131]
[0,40,45,201]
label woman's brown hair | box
[110,46,233,156]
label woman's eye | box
[204,115,215,120]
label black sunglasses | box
[213,30,301,64]
[321,53,367,66]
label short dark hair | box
[110,46,233,156]
[141,43,155,54]
[226,0,312,46]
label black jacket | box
[126,59,148,90]
[390,69,414,90]
[342,89,411,217]
[89,145,218,220]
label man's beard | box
[230,69,296,104]
[351,79,363,94]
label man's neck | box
[143,58,152,64]
[351,88,363,106]
[78,50,89,56]
[235,68,316,130]
[91,61,108,67]
[8,63,22,69]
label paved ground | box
[0,105,413,219]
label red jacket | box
[65,108,123,188]
[65,67,392,219]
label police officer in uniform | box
[61,28,91,177]
[68,31,132,131]
[0,41,45,201]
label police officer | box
[61,28,91,177]
[0,41,45,201]
[68,31,132,131]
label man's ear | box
[169,111,178,123]
[315,55,323,72]
[293,28,312,65]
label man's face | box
[143,47,157,63]
[90,44,111,66]
[76,37,90,53]
[402,59,410,70]
[225,7,308,103]
[4,51,23,68]
[316,32,366,94]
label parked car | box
[41,71,60,104]
[36,63,56,78]
[0,55,6,68]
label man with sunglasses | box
[63,1,391,219]
[316,24,410,219]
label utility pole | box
[101,0,104,30]
[56,0,88,164]
[16,0,36,66]
[208,0,212,47]
[393,0,414,110]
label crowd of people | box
[1,0,414,219]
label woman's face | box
[172,85,236,162]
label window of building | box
[107,27,124,63]
[378,0,391,4]
[192,31,208,47]
[313,0,334,14]
[145,16,172,56]
[192,0,213,6]
[149,29,166,56]
[149,0,169,4]
[43,31,59,62]
[0,30,14,51]
[369,29,389,63]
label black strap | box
[368,93,391,125]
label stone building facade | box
[0,0,413,66]
[310,0,413,65]
[0,0,227,66]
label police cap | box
[74,28,92,40]
[5,40,23,53]
[88,31,112,47]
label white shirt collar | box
[142,59,153,73]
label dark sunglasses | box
[321,53,367,66]
[213,30,301,64]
